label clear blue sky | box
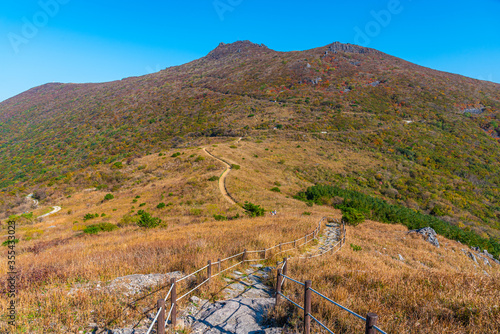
[1,0,499,102]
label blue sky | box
[1,0,499,102]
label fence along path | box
[145,217,348,334]
[276,254,388,334]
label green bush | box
[83,213,99,221]
[137,211,162,228]
[302,212,312,216]
[190,208,202,216]
[295,185,500,259]
[2,239,19,246]
[213,214,227,221]
[83,223,118,235]
[270,187,281,193]
[350,243,362,252]
[112,161,123,169]
[139,203,146,207]
[195,156,205,162]
[104,194,114,201]
[171,152,181,158]
[342,207,365,226]
[208,176,219,181]
[231,164,241,170]
[243,201,265,217]
[157,202,166,209]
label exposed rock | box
[69,272,184,296]
[467,251,478,264]
[408,227,440,247]
[188,298,281,334]
[398,254,405,261]
[462,108,485,115]
[370,81,381,87]
[327,42,378,55]
[476,253,492,267]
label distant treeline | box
[295,185,500,259]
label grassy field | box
[1,137,499,333]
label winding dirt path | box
[203,147,237,205]
[38,206,61,219]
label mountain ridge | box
[1,40,500,241]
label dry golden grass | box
[1,137,499,333]
[274,221,500,334]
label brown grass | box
[1,138,499,333]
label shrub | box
[112,161,123,169]
[104,194,114,201]
[270,187,281,193]
[139,203,146,207]
[157,202,166,209]
[295,185,500,259]
[171,152,181,158]
[83,213,99,221]
[231,164,241,170]
[230,145,238,149]
[137,211,162,228]
[190,208,202,216]
[343,207,365,226]
[208,176,219,181]
[274,181,282,186]
[350,243,362,251]
[213,214,227,221]
[195,156,205,162]
[118,214,137,227]
[2,239,19,247]
[302,212,312,216]
[243,201,265,217]
[83,223,118,235]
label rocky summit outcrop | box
[408,227,440,247]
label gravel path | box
[181,221,342,333]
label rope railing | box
[144,216,341,334]
[177,264,210,282]
[275,226,388,334]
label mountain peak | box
[206,40,272,60]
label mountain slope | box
[1,40,500,237]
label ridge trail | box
[181,221,342,333]
[202,138,242,205]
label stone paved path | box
[180,221,342,333]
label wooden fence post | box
[305,234,308,244]
[279,243,282,252]
[242,249,247,262]
[304,280,312,334]
[365,313,378,334]
[217,258,221,273]
[263,248,267,259]
[170,278,177,328]
[293,240,296,248]
[207,260,212,281]
[157,299,165,334]
[275,269,282,305]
